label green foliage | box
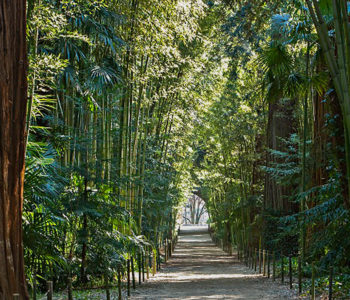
[22,0,350,295]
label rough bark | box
[0,0,29,299]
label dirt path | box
[130,225,299,300]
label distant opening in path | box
[181,194,208,225]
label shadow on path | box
[130,225,298,299]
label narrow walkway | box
[131,226,298,299]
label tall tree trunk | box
[265,98,298,212]
[0,1,29,298]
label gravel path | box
[130,225,299,300]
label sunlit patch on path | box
[130,225,298,299]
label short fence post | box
[131,256,136,289]
[259,248,262,273]
[33,272,37,300]
[254,248,257,271]
[117,268,122,300]
[267,251,270,278]
[156,247,159,271]
[13,294,20,300]
[165,239,168,262]
[147,252,150,279]
[298,255,302,294]
[281,256,285,283]
[289,256,292,289]
[47,281,53,300]
[105,273,111,300]
[272,252,276,281]
[249,247,252,268]
[138,253,142,285]
[152,252,156,276]
[142,252,145,282]
[246,247,249,267]
[106,285,110,300]
[157,247,161,270]
[329,266,333,300]
[127,259,131,296]
[67,277,73,300]
[263,250,266,276]
[311,262,315,300]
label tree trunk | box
[265,98,298,212]
[0,1,29,298]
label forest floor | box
[130,225,300,300]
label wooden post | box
[142,253,145,282]
[298,255,302,294]
[329,266,333,300]
[131,256,136,289]
[13,294,20,300]
[152,252,156,276]
[311,262,315,300]
[248,247,250,268]
[138,253,142,285]
[281,256,285,283]
[33,272,37,300]
[127,259,131,296]
[263,250,266,276]
[105,274,110,300]
[289,256,292,289]
[47,281,53,300]
[106,287,110,300]
[254,248,257,271]
[164,240,168,262]
[157,247,161,270]
[272,252,276,281]
[146,252,150,279]
[267,251,270,278]
[259,249,262,273]
[117,268,122,300]
[68,277,73,300]
[247,247,250,268]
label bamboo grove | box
[23,0,215,293]
[2,0,350,298]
